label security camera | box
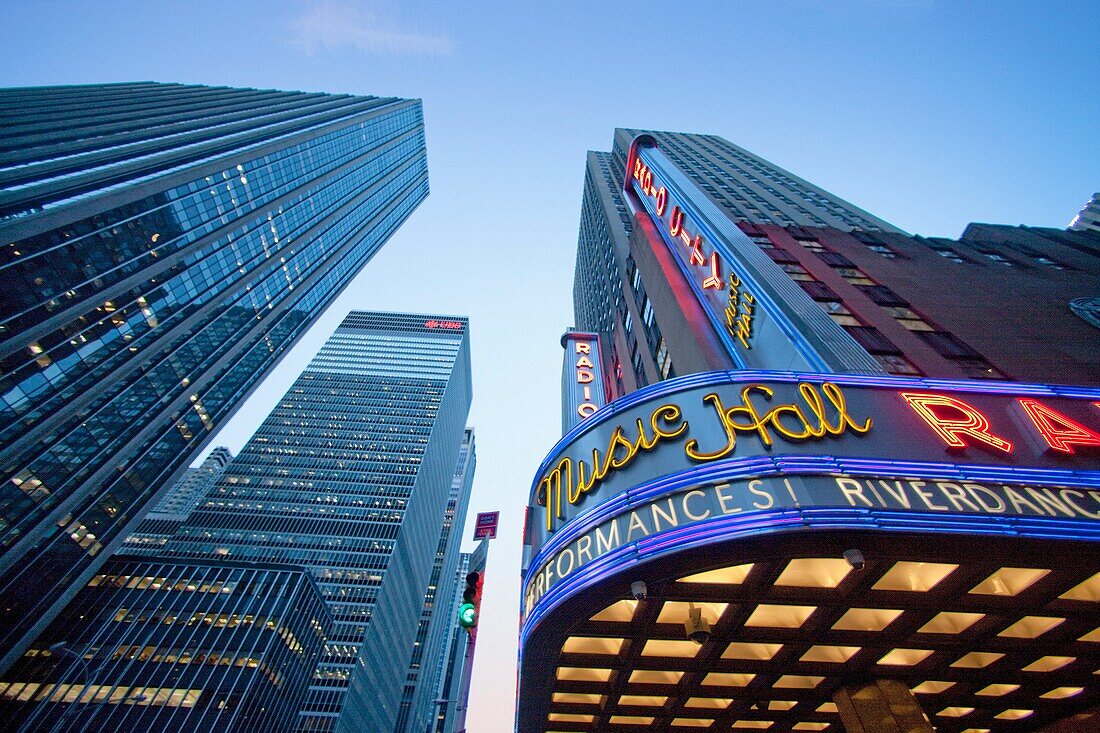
[630,581,647,600]
[843,549,865,571]
[684,605,711,645]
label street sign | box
[473,511,499,540]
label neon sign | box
[561,332,608,433]
[725,273,756,349]
[529,371,1100,537]
[900,392,1014,453]
[572,340,600,420]
[1018,398,1100,454]
[424,319,463,330]
[632,158,727,295]
[539,381,872,532]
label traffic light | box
[458,571,481,629]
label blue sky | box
[2,1,1096,728]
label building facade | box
[1069,192,1100,233]
[0,82,429,673]
[154,312,472,732]
[395,427,476,733]
[575,131,1100,394]
[434,539,488,733]
[517,129,1100,732]
[0,557,331,732]
[121,447,235,557]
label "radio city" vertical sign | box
[560,331,608,434]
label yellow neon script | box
[537,382,872,532]
[538,405,687,531]
[685,382,872,461]
[724,273,755,349]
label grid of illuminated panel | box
[542,557,1100,732]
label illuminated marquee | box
[523,372,1100,625]
[530,371,1100,539]
[524,471,1100,617]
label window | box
[655,338,673,380]
[874,354,922,375]
[1033,255,1065,270]
[780,264,815,282]
[868,244,897,258]
[818,251,854,268]
[933,248,965,264]
[883,306,935,331]
[834,268,876,286]
[799,281,840,301]
[917,331,981,359]
[857,285,908,307]
[952,358,1005,380]
[982,251,1013,266]
[844,326,901,354]
[817,301,861,327]
[765,248,799,264]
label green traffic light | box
[458,602,477,628]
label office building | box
[0,557,331,732]
[575,131,1100,393]
[0,82,429,673]
[155,312,472,732]
[574,128,902,342]
[121,447,234,556]
[1069,192,1100,233]
[433,539,488,733]
[396,427,476,733]
[517,130,1100,732]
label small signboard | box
[473,511,499,540]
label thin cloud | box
[290,1,454,57]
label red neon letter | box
[689,236,705,265]
[702,252,723,290]
[669,206,684,237]
[655,187,667,216]
[1017,398,1100,454]
[900,392,1013,453]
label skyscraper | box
[0,557,332,732]
[517,128,1100,733]
[121,446,235,556]
[574,129,900,386]
[1069,192,1100,233]
[573,129,1100,394]
[154,312,472,732]
[396,427,475,733]
[0,82,429,673]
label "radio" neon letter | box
[1017,398,1100,454]
[901,393,1013,453]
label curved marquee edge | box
[527,369,1100,508]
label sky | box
[1,0,1097,728]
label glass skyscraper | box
[0,557,332,732]
[0,82,429,673]
[121,446,235,557]
[153,312,473,732]
[396,427,475,733]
